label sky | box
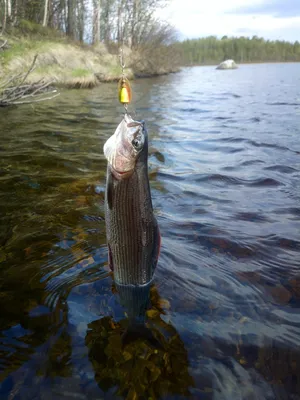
[159,0,300,42]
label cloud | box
[157,0,300,41]
[230,0,300,18]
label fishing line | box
[117,9,132,116]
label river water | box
[0,64,300,399]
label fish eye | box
[132,139,142,150]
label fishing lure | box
[118,47,132,109]
[118,77,132,105]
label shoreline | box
[2,33,298,93]
[0,35,179,90]
[183,60,300,67]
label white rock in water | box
[216,59,238,70]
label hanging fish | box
[103,114,161,286]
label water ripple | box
[0,64,300,398]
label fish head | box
[104,114,146,179]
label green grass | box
[107,65,122,76]
[34,64,62,75]
[8,19,63,39]
[71,68,92,78]
[0,20,65,67]
[0,39,53,65]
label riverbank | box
[0,33,179,89]
[183,60,300,67]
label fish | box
[103,113,160,286]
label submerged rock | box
[216,59,238,70]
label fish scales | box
[105,166,157,284]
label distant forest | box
[174,36,300,65]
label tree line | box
[0,0,175,49]
[174,36,300,65]
[1,2,300,64]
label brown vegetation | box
[0,54,58,106]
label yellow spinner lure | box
[118,77,132,106]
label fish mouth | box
[110,165,134,180]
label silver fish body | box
[104,114,160,286]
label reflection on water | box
[86,284,194,399]
[0,63,300,399]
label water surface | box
[0,63,300,399]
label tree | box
[100,0,114,44]
[1,0,7,34]
[7,0,11,20]
[43,0,49,26]
[175,36,300,65]
[77,0,85,42]
[92,0,101,43]
[67,0,76,39]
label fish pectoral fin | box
[107,172,113,209]
[108,243,114,271]
[152,225,161,272]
